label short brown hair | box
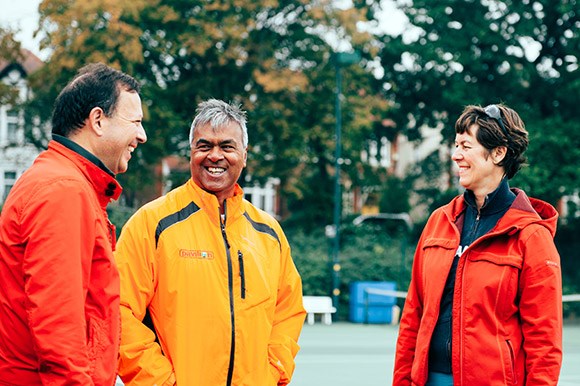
[52,63,140,137]
[455,104,529,179]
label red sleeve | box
[518,225,563,385]
[393,230,427,386]
[21,179,96,385]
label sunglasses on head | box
[484,104,512,143]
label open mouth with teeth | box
[207,167,226,175]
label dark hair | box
[51,63,140,137]
[455,104,529,179]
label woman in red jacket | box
[393,104,562,386]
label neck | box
[473,171,505,210]
[474,195,486,211]
[472,178,507,211]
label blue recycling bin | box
[349,281,396,324]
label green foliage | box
[379,175,410,214]
[30,0,383,215]
[288,228,332,297]
[512,115,580,206]
[374,0,580,202]
[288,222,413,320]
[0,28,23,106]
[554,216,580,318]
[106,205,137,238]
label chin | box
[458,179,471,190]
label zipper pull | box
[238,250,246,299]
[220,221,230,250]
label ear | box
[492,146,507,165]
[242,147,248,167]
[88,107,106,136]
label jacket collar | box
[444,186,558,237]
[53,134,115,177]
[186,179,244,224]
[50,135,122,206]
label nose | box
[207,146,224,162]
[136,124,147,144]
[452,147,462,161]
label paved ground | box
[291,322,580,386]
[115,322,579,385]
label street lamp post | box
[331,51,360,309]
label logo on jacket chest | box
[179,249,215,260]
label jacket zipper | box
[220,204,235,386]
[457,212,480,384]
[238,251,246,299]
[458,252,467,385]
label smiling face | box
[452,124,505,199]
[98,90,146,174]
[190,121,247,203]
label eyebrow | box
[455,138,473,146]
[195,138,237,146]
[117,112,143,121]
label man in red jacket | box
[0,63,147,385]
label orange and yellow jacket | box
[393,189,562,386]
[116,179,305,386]
[0,137,122,385]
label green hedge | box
[288,223,412,320]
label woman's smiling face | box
[452,124,503,197]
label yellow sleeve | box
[267,231,306,385]
[115,210,175,385]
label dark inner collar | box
[463,178,515,215]
[53,134,115,178]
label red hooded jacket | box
[393,189,562,385]
[0,138,122,385]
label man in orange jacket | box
[0,63,147,385]
[115,99,306,386]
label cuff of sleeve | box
[269,358,288,385]
[163,372,176,386]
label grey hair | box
[189,99,248,147]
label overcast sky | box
[0,0,45,58]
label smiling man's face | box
[190,121,247,203]
[97,90,146,174]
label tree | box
[31,0,385,224]
[0,28,23,106]
[372,0,579,203]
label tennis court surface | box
[291,322,580,385]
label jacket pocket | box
[503,339,518,385]
[467,251,523,270]
[465,251,522,316]
[238,249,271,309]
[423,237,457,250]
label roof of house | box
[0,48,43,78]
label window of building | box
[361,136,391,168]
[2,171,18,202]
[6,109,21,143]
[242,178,279,217]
